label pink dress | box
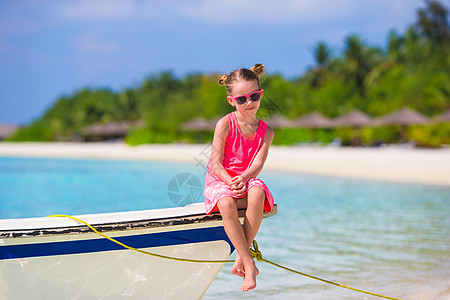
[203,112,275,215]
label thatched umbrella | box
[331,110,373,146]
[375,107,430,142]
[207,116,221,129]
[83,122,130,141]
[292,112,333,143]
[293,112,333,128]
[181,117,214,131]
[433,109,450,123]
[0,124,19,140]
[332,110,373,128]
[375,107,429,126]
[264,114,295,129]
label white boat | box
[0,203,277,300]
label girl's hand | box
[231,175,247,197]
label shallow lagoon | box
[1,157,449,299]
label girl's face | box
[227,80,262,116]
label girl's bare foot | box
[231,255,245,277]
[241,261,257,291]
[232,254,259,277]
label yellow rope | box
[249,241,401,300]
[48,214,402,300]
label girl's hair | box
[218,64,265,95]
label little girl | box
[203,63,275,291]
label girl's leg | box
[217,196,258,291]
[243,186,265,246]
[232,187,265,277]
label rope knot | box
[249,240,262,261]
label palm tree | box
[343,35,382,96]
[403,26,425,66]
[388,30,404,62]
[417,0,449,66]
[118,89,139,121]
[314,42,331,67]
[417,0,449,49]
[310,42,331,87]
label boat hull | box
[0,203,277,299]
[1,224,230,299]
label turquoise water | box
[1,156,449,299]
[0,157,206,218]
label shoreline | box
[0,142,449,187]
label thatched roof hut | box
[84,123,129,136]
[375,107,429,126]
[264,115,295,129]
[332,110,373,128]
[293,112,333,128]
[207,116,221,129]
[0,124,19,140]
[434,109,450,123]
[181,117,215,131]
[83,122,134,141]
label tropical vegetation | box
[7,0,449,147]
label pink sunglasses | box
[230,89,263,105]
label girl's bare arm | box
[233,126,274,188]
[210,117,233,186]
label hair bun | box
[250,63,265,76]
[218,74,228,86]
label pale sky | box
[0,0,430,124]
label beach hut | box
[0,124,19,141]
[207,116,221,129]
[375,107,430,143]
[331,110,374,146]
[332,110,373,128]
[263,114,295,129]
[433,109,450,123]
[374,107,429,126]
[181,117,215,131]
[292,112,333,144]
[83,122,131,141]
[293,112,333,128]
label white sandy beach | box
[0,142,449,187]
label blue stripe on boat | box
[0,226,234,260]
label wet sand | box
[0,142,449,186]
